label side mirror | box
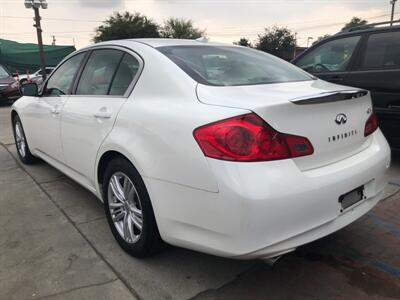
[19,82,39,97]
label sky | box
[0,0,398,49]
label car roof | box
[76,39,232,55]
[78,39,236,55]
[131,38,227,48]
[334,23,400,37]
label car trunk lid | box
[196,80,374,170]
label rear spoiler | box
[291,90,368,105]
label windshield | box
[0,66,10,78]
[158,45,313,86]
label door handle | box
[94,108,112,119]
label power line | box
[1,13,396,35]
[1,10,397,42]
[0,31,94,35]
[0,12,393,25]
[0,0,378,1]
[0,15,102,23]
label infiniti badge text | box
[328,130,358,143]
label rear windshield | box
[158,45,313,86]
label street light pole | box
[33,7,47,81]
[24,0,48,81]
[390,0,397,26]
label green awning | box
[0,38,76,73]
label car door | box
[26,52,86,163]
[294,35,361,84]
[61,47,142,188]
[345,30,400,148]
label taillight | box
[364,112,378,137]
[193,113,314,162]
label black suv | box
[293,21,400,149]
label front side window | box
[296,36,361,73]
[44,52,85,96]
[158,45,312,86]
[361,31,400,70]
[76,49,123,95]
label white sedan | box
[12,39,391,260]
[18,67,55,84]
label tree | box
[342,17,368,31]
[255,27,295,61]
[94,12,160,43]
[313,34,331,45]
[234,38,252,47]
[160,18,205,39]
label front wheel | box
[102,157,164,257]
[12,114,37,164]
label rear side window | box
[109,54,140,96]
[158,45,312,86]
[44,52,85,96]
[361,31,400,70]
[77,49,123,95]
[296,36,360,73]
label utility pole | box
[33,7,46,80]
[390,0,397,26]
[24,0,48,81]
[293,32,298,59]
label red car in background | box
[0,65,20,104]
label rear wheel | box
[102,157,164,257]
[12,115,37,164]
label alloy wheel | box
[107,172,143,244]
[15,122,26,158]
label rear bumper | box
[145,130,391,259]
[235,188,384,259]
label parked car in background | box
[293,21,400,149]
[0,64,20,104]
[11,39,390,260]
[18,67,55,84]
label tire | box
[102,157,164,257]
[12,114,37,164]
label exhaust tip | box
[261,255,282,267]
[260,248,296,267]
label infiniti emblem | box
[335,113,347,125]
